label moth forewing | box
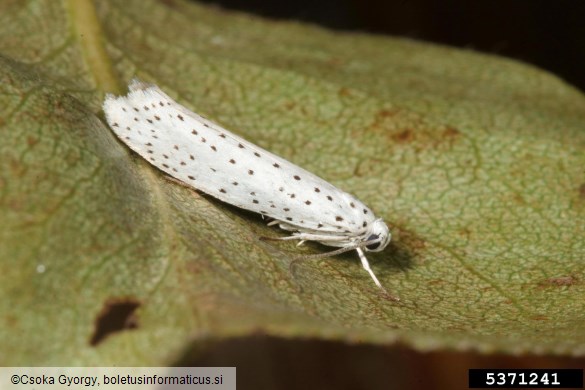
[103,79,393,292]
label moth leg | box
[261,233,344,243]
[355,249,400,300]
[283,233,349,242]
[356,248,385,291]
[257,236,309,287]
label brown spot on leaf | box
[443,126,461,138]
[159,0,179,9]
[458,227,471,239]
[377,109,399,118]
[338,87,352,97]
[393,129,415,143]
[90,297,140,346]
[27,136,39,147]
[542,276,577,287]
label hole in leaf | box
[90,297,141,346]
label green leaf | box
[1,0,584,365]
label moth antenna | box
[295,244,361,260]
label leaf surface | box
[0,0,584,365]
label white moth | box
[103,80,392,292]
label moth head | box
[363,219,391,252]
